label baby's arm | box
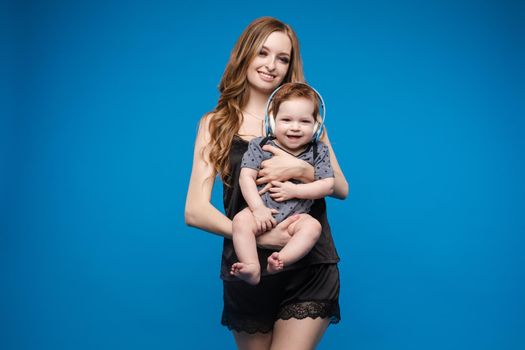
[239,167,277,233]
[269,177,334,202]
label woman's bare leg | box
[233,330,273,350]
[231,208,261,285]
[270,317,330,350]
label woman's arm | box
[185,115,295,247]
[320,129,349,199]
[256,145,315,185]
[185,115,233,238]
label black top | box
[220,135,340,281]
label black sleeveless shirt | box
[220,135,340,281]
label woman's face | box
[246,31,292,94]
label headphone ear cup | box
[269,114,276,135]
[312,122,319,140]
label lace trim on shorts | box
[278,301,340,324]
[222,301,340,334]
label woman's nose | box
[265,56,276,71]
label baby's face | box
[273,97,317,153]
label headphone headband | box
[264,82,326,142]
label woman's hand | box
[256,145,314,193]
[256,214,300,250]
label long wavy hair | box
[204,17,305,184]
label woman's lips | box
[258,71,276,82]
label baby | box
[231,83,335,285]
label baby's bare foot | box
[230,262,260,285]
[267,252,284,274]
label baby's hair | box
[270,83,320,121]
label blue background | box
[3,0,524,349]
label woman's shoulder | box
[199,111,214,127]
[195,111,218,137]
[193,112,215,145]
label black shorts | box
[221,263,340,334]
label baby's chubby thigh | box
[232,207,259,236]
[288,213,322,241]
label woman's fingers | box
[258,183,272,195]
[259,181,283,195]
[255,176,269,186]
[256,169,277,185]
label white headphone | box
[264,83,326,142]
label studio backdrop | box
[3,1,524,349]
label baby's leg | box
[267,214,321,274]
[231,207,261,285]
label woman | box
[185,17,348,350]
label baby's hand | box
[252,206,278,235]
[269,181,297,202]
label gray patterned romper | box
[241,136,334,223]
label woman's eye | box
[279,57,290,64]
[258,50,268,56]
